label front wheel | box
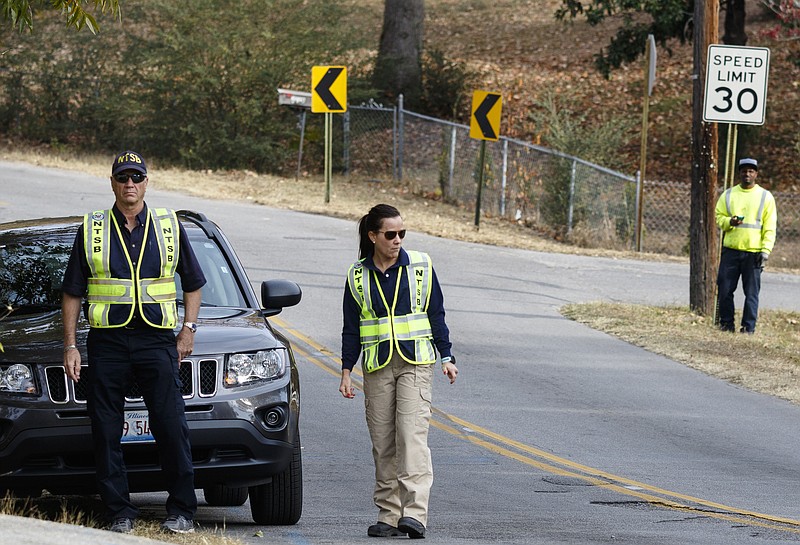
[249,433,302,525]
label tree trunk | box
[689,0,719,315]
[722,0,747,45]
[372,0,424,105]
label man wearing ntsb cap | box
[61,151,206,534]
[715,157,777,334]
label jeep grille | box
[44,359,219,403]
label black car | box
[0,211,303,524]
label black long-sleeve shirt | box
[341,248,452,371]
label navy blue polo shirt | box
[341,247,452,371]
[62,203,206,307]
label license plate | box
[122,410,155,443]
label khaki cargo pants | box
[363,351,434,527]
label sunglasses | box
[113,172,147,184]
[377,229,406,240]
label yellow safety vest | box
[347,250,436,373]
[83,208,180,329]
[715,184,777,254]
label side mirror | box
[261,280,302,317]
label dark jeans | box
[717,248,762,332]
[86,327,196,521]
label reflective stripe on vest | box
[347,250,436,373]
[723,186,768,231]
[83,208,180,328]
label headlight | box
[0,364,38,395]
[224,349,286,387]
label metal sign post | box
[636,35,656,252]
[277,89,312,180]
[469,90,502,229]
[311,66,347,203]
[474,141,486,228]
[324,112,332,203]
[723,123,739,191]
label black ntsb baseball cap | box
[112,150,147,175]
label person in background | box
[61,151,206,534]
[339,203,458,539]
[715,157,777,334]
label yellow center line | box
[437,411,799,527]
[273,316,800,532]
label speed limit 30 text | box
[711,53,766,83]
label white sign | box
[647,34,657,96]
[703,45,770,125]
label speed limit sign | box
[703,44,770,125]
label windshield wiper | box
[176,298,218,308]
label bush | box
[419,49,473,120]
[529,91,633,237]
[0,0,358,173]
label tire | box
[203,484,249,507]
[248,433,302,525]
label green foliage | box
[533,91,631,172]
[555,0,691,77]
[529,91,632,233]
[420,49,473,120]
[1,0,119,33]
[618,179,639,242]
[0,0,362,173]
[346,63,388,109]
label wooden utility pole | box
[689,0,719,315]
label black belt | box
[124,316,148,330]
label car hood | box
[193,308,283,354]
[0,308,281,363]
[0,309,70,363]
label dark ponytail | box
[357,204,401,260]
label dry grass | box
[132,521,243,545]
[0,145,687,263]
[0,491,243,544]
[0,492,101,527]
[562,303,800,405]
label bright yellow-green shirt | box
[715,184,777,254]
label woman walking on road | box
[339,204,458,539]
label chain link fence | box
[295,101,640,251]
[643,180,800,268]
[286,100,800,268]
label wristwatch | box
[441,355,456,365]
[183,322,198,333]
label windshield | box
[0,228,72,310]
[0,224,246,312]
[176,237,247,308]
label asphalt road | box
[2,160,800,545]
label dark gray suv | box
[0,211,303,524]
